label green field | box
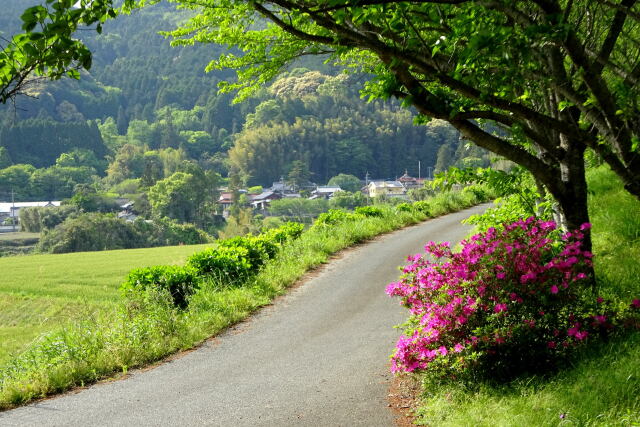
[0,243,211,363]
[0,232,40,242]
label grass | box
[0,244,210,364]
[0,187,490,409]
[0,232,40,242]
[0,232,40,257]
[411,165,640,426]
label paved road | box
[1,205,487,427]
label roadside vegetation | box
[0,186,491,409]
[389,166,640,425]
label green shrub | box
[263,222,304,244]
[121,265,201,309]
[413,200,431,215]
[218,236,270,269]
[395,203,413,212]
[355,206,385,217]
[462,184,488,201]
[314,209,357,226]
[187,245,253,283]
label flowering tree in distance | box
[2,0,640,237]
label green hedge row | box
[120,222,304,308]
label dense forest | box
[0,1,490,204]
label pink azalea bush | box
[387,217,639,381]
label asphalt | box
[0,204,488,427]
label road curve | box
[1,205,488,427]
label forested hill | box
[0,1,490,201]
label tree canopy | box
[2,0,639,234]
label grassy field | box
[0,232,40,241]
[0,232,40,257]
[0,243,211,364]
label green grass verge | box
[412,166,640,426]
[0,188,489,410]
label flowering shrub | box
[386,217,637,381]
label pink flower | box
[580,223,592,231]
[597,297,604,304]
[550,285,559,294]
[631,299,640,309]
[547,341,556,349]
[439,346,448,356]
[574,330,588,340]
[454,343,464,353]
[496,272,506,279]
[593,315,607,324]
[494,303,507,313]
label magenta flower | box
[631,299,640,309]
[494,303,507,313]
[387,217,605,375]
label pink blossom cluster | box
[387,217,597,375]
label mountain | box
[0,1,489,201]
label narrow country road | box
[1,205,487,426]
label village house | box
[309,186,342,200]
[0,201,61,222]
[397,171,427,190]
[365,181,407,199]
[249,191,282,211]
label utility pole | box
[11,188,16,232]
[418,161,421,179]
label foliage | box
[0,119,107,169]
[121,265,201,309]
[313,209,358,227]
[19,205,78,233]
[328,191,369,210]
[186,245,252,284]
[165,0,640,236]
[217,236,271,270]
[187,222,304,283]
[262,221,304,244]
[267,197,328,220]
[327,173,362,192]
[435,166,553,231]
[147,167,220,227]
[395,203,413,213]
[412,201,431,216]
[354,206,384,218]
[388,217,638,382]
[286,160,311,191]
[36,213,210,254]
[68,185,121,213]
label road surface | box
[1,205,487,426]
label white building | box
[0,201,61,220]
